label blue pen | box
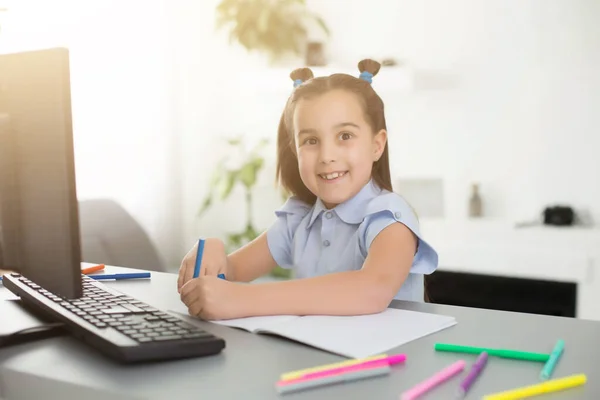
[89,272,151,281]
[193,239,226,280]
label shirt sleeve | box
[266,197,311,269]
[359,193,438,274]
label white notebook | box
[172,306,456,359]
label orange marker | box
[81,264,105,274]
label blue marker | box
[192,239,226,280]
[89,272,151,281]
[193,239,205,278]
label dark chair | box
[78,199,166,272]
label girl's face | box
[293,89,386,208]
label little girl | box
[178,59,438,320]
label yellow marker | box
[483,374,587,400]
[280,354,387,381]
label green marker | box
[540,339,565,380]
[434,343,550,362]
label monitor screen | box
[0,47,82,298]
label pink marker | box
[400,360,466,400]
[275,364,391,395]
[279,354,405,385]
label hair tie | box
[359,71,373,84]
[293,79,303,88]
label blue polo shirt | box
[266,179,438,301]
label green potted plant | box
[215,0,330,64]
[198,136,292,279]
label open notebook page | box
[168,301,297,332]
[211,315,298,332]
[255,308,456,359]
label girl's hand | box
[180,276,249,320]
[177,238,229,293]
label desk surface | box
[1,267,599,400]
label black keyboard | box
[2,273,225,363]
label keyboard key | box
[102,306,131,314]
[122,304,145,313]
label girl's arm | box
[227,232,279,282]
[238,222,417,316]
[227,197,308,283]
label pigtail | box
[358,59,381,76]
[357,59,381,84]
[290,67,314,88]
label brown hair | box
[275,59,392,205]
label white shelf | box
[420,218,600,321]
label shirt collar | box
[307,179,382,228]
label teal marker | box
[540,339,565,380]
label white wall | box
[0,0,182,268]
[167,1,289,251]
[170,0,600,257]
[306,0,600,223]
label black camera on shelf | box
[543,206,575,226]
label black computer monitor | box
[0,47,82,299]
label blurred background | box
[1,0,598,320]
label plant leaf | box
[244,223,259,241]
[227,137,242,146]
[314,15,330,36]
[226,232,244,252]
[238,162,256,188]
[197,161,226,217]
[219,170,238,199]
[209,160,226,189]
[213,0,328,60]
[257,7,270,34]
[197,195,212,217]
[250,138,269,156]
[252,156,264,171]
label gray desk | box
[1,267,599,400]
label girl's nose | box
[318,141,337,164]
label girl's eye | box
[304,138,317,145]
[340,132,352,140]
